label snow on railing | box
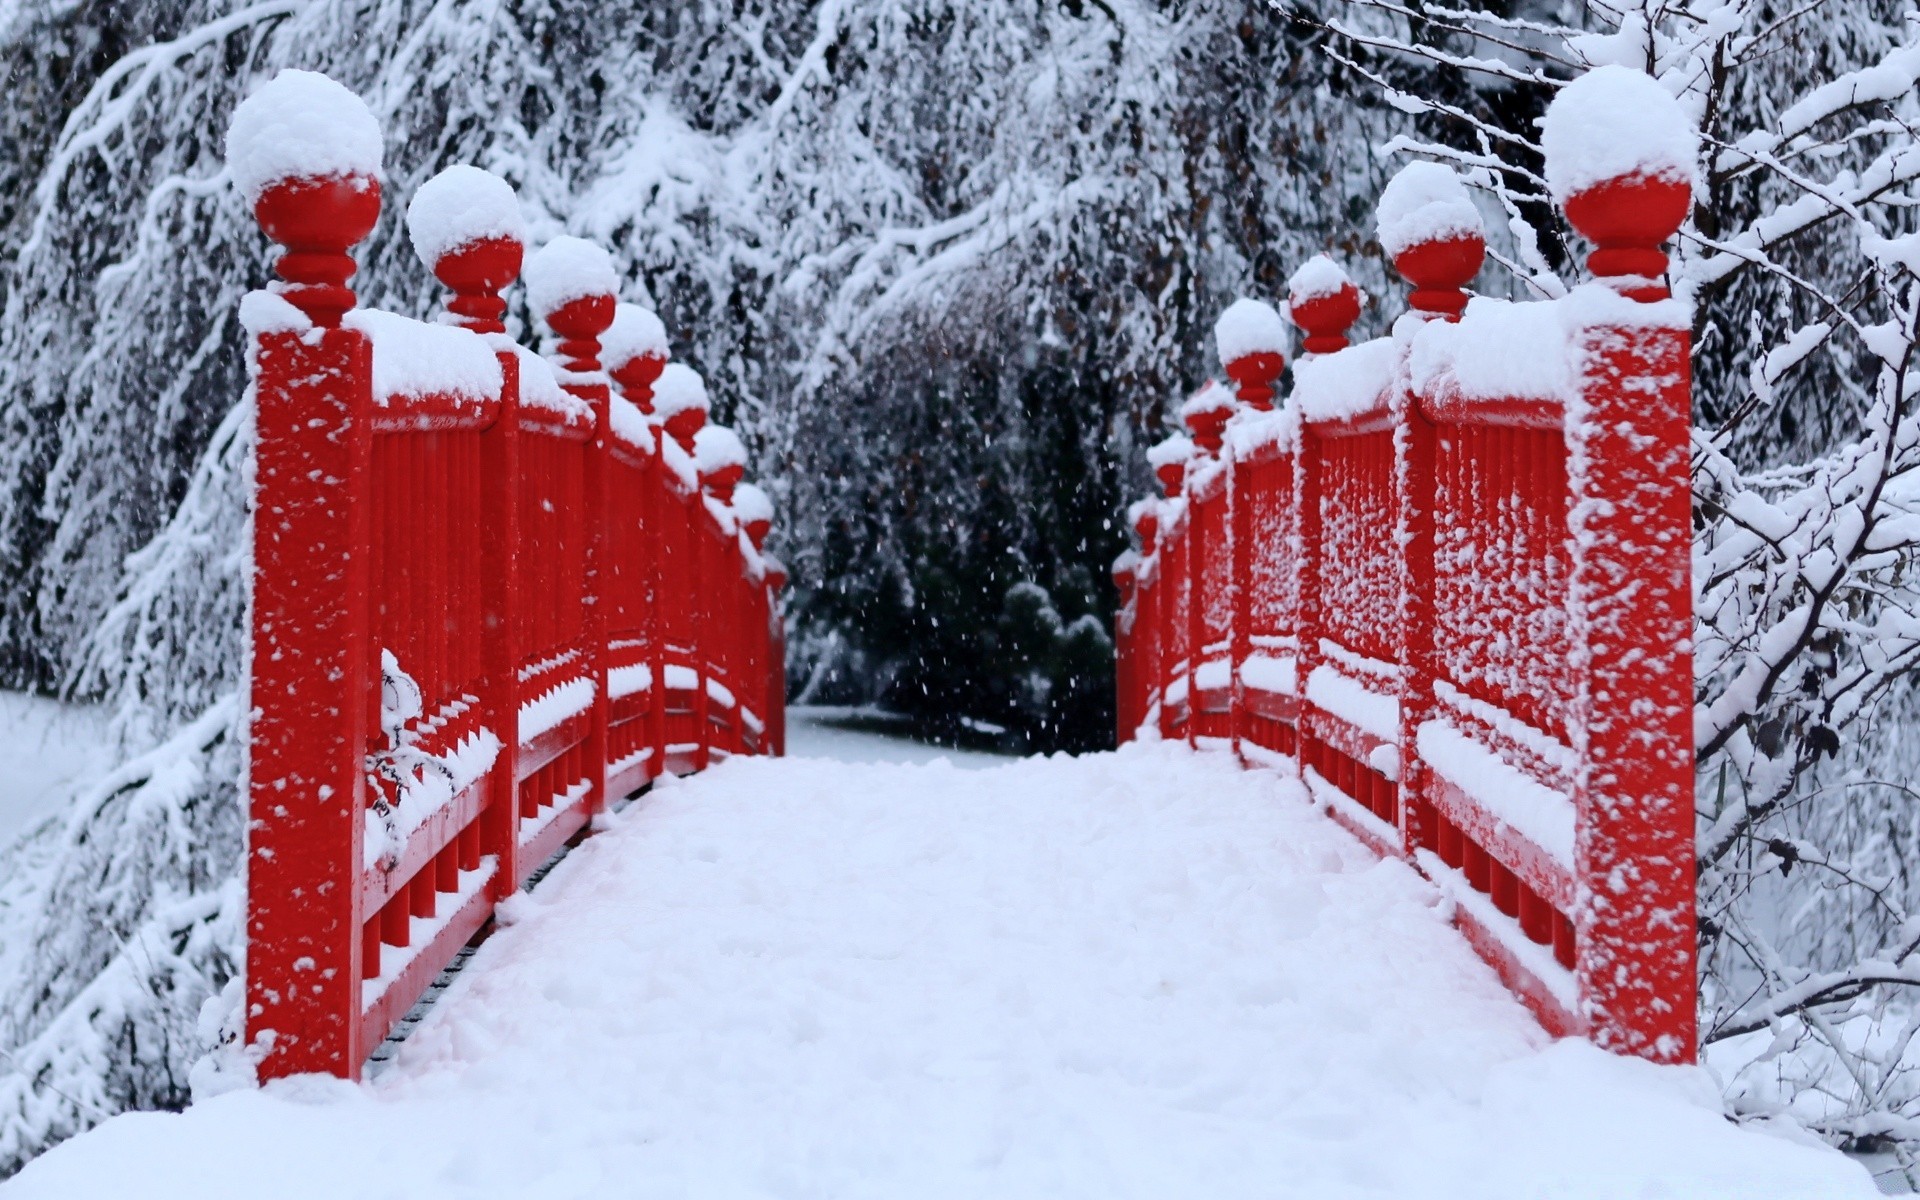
[1115,69,1695,1065]
[231,70,786,1082]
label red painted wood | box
[242,135,781,1079]
[1117,171,1696,1065]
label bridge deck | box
[5,744,1873,1197]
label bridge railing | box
[1116,105,1694,1063]
[232,72,785,1081]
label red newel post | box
[233,70,385,1081]
[1214,298,1287,757]
[1547,69,1699,1063]
[529,239,617,815]
[1386,165,1485,858]
[415,164,528,899]
[696,425,750,754]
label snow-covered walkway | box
[3,743,1877,1198]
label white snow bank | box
[405,165,525,267]
[650,362,710,420]
[1541,66,1698,205]
[6,744,1877,1199]
[1288,253,1356,304]
[1146,433,1194,469]
[1214,298,1289,364]
[1376,161,1483,258]
[225,69,383,203]
[524,236,617,320]
[732,482,773,527]
[1409,297,1573,402]
[693,425,748,477]
[341,309,501,403]
[602,302,669,370]
[1293,336,1398,423]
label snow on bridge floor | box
[3,743,1876,1199]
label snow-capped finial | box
[1147,433,1194,495]
[524,237,619,324]
[526,237,616,388]
[1377,162,1484,319]
[408,165,526,334]
[1287,255,1363,355]
[734,482,774,550]
[1543,66,1697,300]
[604,302,671,411]
[694,425,749,502]
[1180,382,1238,453]
[652,362,710,453]
[1214,299,1289,412]
[1128,498,1160,553]
[228,69,384,328]
[226,69,384,204]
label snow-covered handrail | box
[233,71,785,1082]
[1116,77,1695,1065]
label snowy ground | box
[1,742,1880,1198]
[0,691,112,849]
[786,704,1013,767]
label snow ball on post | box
[1214,299,1288,413]
[525,236,618,386]
[1147,433,1194,496]
[226,69,384,327]
[603,302,671,412]
[406,165,526,334]
[694,424,749,503]
[652,361,710,454]
[1542,65,1696,301]
[734,482,774,550]
[1376,161,1484,320]
[1287,255,1363,355]
[1179,381,1237,456]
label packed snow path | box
[5,744,1875,1198]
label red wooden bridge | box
[237,68,1687,1087]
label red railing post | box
[1218,300,1289,762]
[697,424,749,755]
[527,239,617,816]
[234,72,384,1080]
[1558,159,1697,1063]
[608,301,670,784]
[1388,189,1485,860]
[418,169,526,899]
